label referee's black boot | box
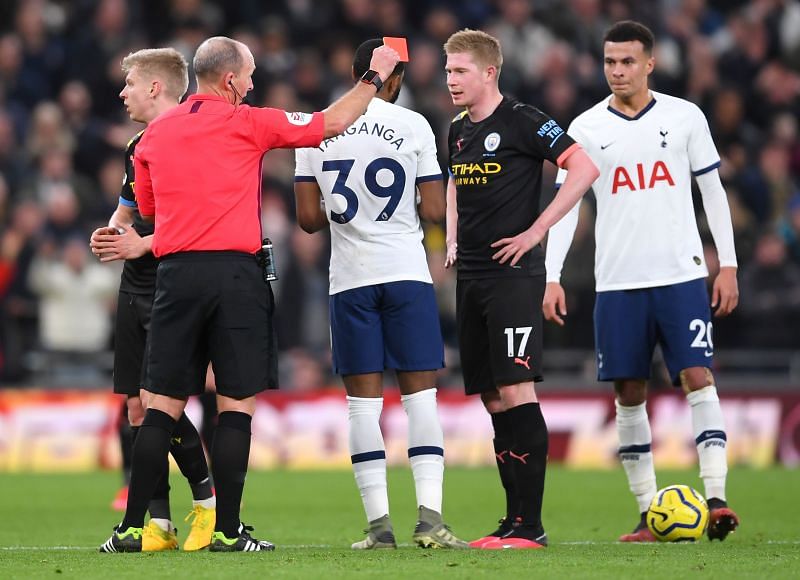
[209,523,275,552]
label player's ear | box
[149,80,160,97]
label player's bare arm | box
[417,179,445,223]
[444,176,457,268]
[294,181,330,233]
[322,45,400,137]
[491,147,599,266]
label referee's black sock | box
[120,409,176,531]
[490,410,518,521]
[170,412,213,500]
[508,402,549,533]
[211,411,252,538]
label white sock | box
[149,518,173,532]
[616,400,657,514]
[347,396,389,522]
[686,386,728,501]
[401,388,444,514]
[193,496,216,509]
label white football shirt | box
[295,98,442,294]
[548,91,735,291]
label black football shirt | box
[448,97,576,279]
[118,131,158,294]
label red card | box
[383,36,409,62]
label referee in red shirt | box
[100,35,400,553]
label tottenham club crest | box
[484,132,501,152]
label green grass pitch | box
[0,467,798,579]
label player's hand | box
[89,226,118,260]
[91,225,147,262]
[444,240,457,268]
[543,282,567,326]
[368,45,401,81]
[711,266,739,317]
[490,228,544,266]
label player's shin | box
[507,402,548,530]
[120,409,176,531]
[615,401,657,513]
[490,410,517,520]
[401,388,444,513]
[347,396,389,522]
[171,412,214,501]
[687,385,728,501]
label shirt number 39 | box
[322,157,406,224]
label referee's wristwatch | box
[360,69,384,92]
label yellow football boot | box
[142,520,178,551]
[183,505,216,551]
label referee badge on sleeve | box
[286,111,313,126]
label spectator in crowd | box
[28,235,116,353]
[738,230,800,347]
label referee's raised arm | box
[322,44,401,137]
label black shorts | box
[113,291,153,396]
[146,252,278,399]
[456,276,544,395]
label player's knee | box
[679,367,714,394]
[497,381,536,408]
[614,380,647,406]
[126,396,145,426]
[481,390,504,413]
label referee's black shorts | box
[456,275,544,395]
[146,251,278,399]
[113,290,153,396]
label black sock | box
[507,402,548,533]
[119,409,176,531]
[119,404,134,485]
[490,411,517,521]
[170,413,213,500]
[211,411,252,537]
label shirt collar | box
[187,93,233,104]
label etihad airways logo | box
[451,162,502,185]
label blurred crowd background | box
[1,0,799,391]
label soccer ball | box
[646,485,709,542]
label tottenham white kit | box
[295,98,442,294]
[547,91,736,291]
